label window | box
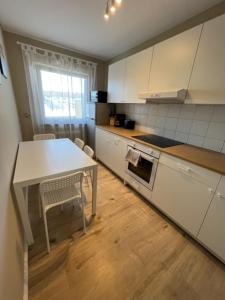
[39,68,87,119]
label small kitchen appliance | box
[114,114,126,127]
[124,119,135,129]
[90,90,107,103]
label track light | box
[104,0,122,20]
[104,2,109,20]
[110,0,116,13]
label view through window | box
[40,69,86,119]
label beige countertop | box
[97,125,225,176]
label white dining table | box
[13,138,98,245]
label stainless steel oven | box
[125,143,160,191]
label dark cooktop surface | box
[132,134,184,148]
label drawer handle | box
[177,164,191,174]
[208,188,214,194]
[217,192,225,199]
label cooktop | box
[132,134,183,148]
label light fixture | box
[104,0,122,20]
[110,0,116,13]
[104,2,109,20]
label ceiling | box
[0,0,222,60]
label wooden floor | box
[29,163,225,300]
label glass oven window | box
[128,156,153,183]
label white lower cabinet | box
[96,130,225,262]
[198,176,225,261]
[96,128,128,179]
[152,154,221,236]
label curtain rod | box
[17,41,98,67]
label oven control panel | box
[128,142,160,159]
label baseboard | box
[23,241,28,300]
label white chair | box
[83,145,94,185]
[40,172,86,253]
[83,145,94,158]
[34,133,56,216]
[74,138,85,150]
[33,133,56,141]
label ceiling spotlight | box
[110,0,116,13]
[104,0,122,20]
[104,2,109,19]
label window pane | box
[40,70,85,118]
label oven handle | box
[127,146,156,163]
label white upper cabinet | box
[187,14,225,104]
[123,48,153,103]
[108,59,126,103]
[149,25,202,92]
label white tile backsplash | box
[190,120,209,136]
[206,122,225,140]
[163,129,176,139]
[194,105,214,121]
[116,103,225,153]
[212,106,225,123]
[175,131,189,143]
[176,119,192,133]
[203,138,224,152]
[188,134,204,147]
[165,117,178,130]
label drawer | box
[159,153,221,190]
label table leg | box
[92,165,97,215]
[14,183,34,245]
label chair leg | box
[43,210,51,253]
[38,195,42,218]
[84,173,89,186]
[90,170,93,186]
[80,197,86,233]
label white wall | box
[116,103,225,153]
[0,27,24,300]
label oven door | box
[126,147,158,190]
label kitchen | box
[1,1,225,299]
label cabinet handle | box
[177,163,191,174]
[217,192,225,199]
[208,188,214,194]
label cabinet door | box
[96,128,128,179]
[149,25,202,91]
[108,60,126,103]
[152,155,217,236]
[95,128,112,167]
[111,136,128,178]
[124,48,152,103]
[187,15,225,104]
[198,176,225,261]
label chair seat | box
[43,185,81,210]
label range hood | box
[139,89,187,103]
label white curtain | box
[20,43,97,140]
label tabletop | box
[13,138,97,186]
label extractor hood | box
[138,89,187,103]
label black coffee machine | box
[114,114,126,127]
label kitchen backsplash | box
[116,103,225,153]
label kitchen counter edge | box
[96,125,225,176]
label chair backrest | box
[40,172,83,204]
[33,133,56,141]
[74,138,85,149]
[83,145,94,158]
